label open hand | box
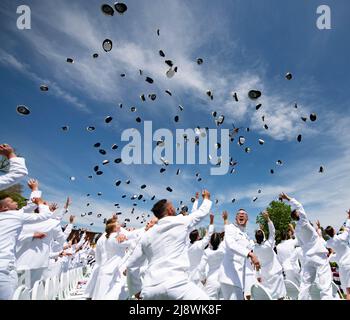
[27,179,39,191]
[202,189,210,200]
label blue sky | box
[1,0,350,236]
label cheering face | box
[0,197,19,211]
[236,210,248,227]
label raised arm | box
[63,215,75,240]
[197,214,215,250]
[262,211,275,246]
[21,199,52,224]
[22,179,42,213]
[0,144,28,191]
[185,190,212,229]
[191,192,200,213]
[280,192,308,222]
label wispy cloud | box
[0,49,88,111]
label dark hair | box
[280,230,289,241]
[190,229,199,244]
[151,199,168,219]
[291,209,299,221]
[255,230,265,244]
[105,223,116,239]
[325,226,335,238]
[210,233,222,251]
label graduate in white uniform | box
[276,225,301,286]
[15,180,68,287]
[84,231,108,299]
[279,193,333,300]
[93,221,133,300]
[44,215,75,279]
[219,209,260,300]
[197,214,225,300]
[325,212,350,300]
[0,144,28,191]
[253,211,286,300]
[187,214,214,284]
[0,194,52,300]
[125,217,159,300]
[127,190,212,300]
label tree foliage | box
[256,201,292,245]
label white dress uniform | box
[127,199,212,300]
[44,222,74,279]
[0,205,52,300]
[92,232,132,300]
[0,157,28,191]
[198,243,225,300]
[253,221,286,299]
[326,220,350,291]
[290,198,333,300]
[187,224,214,284]
[276,238,301,286]
[16,216,67,288]
[218,223,255,300]
[84,234,107,298]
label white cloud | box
[0,49,88,111]
[1,0,322,142]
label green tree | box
[0,155,27,208]
[256,201,292,245]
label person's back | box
[95,233,107,266]
[276,239,299,271]
[16,218,62,271]
[127,192,212,300]
[326,230,350,267]
[0,210,26,270]
[205,246,224,278]
[141,214,191,287]
[254,241,282,277]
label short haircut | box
[291,209,298,219]
[280,230,289,241]
[151,199,168,219]
[189,229,199,244]
[0,194,10,201]
[105,222,116,239]
[325,226,335,238]
[255,229,265,244]
[210,233,222,250]
[237,208,247,214]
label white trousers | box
[284,269,301,286]
[142,278,209,300]
[339,265,350,291]
[204,277,222,300]
[0,269,18,300]
[220,283,244,300]
[261,272,287,300]
[84,266,100,298]
[299,261,333,300]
